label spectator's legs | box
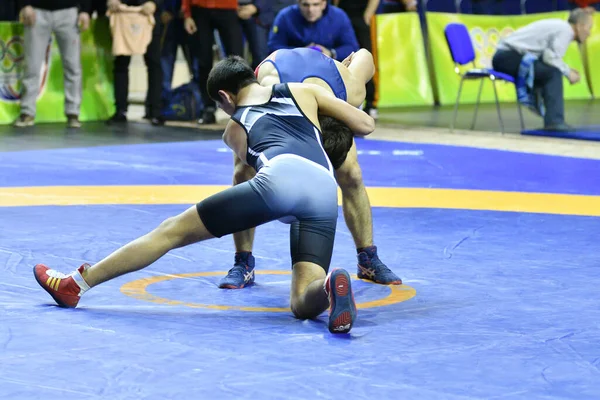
[20,8,53,118]
[161,20,179,99]
[191,6,216,113]
[493,49,566,128]
[239,18,269,69]
[144,26,163,120]
[533,61,565,127]
[53,7,82,117]
[349,15,376,111]
[113,55,131,116]
[491,49,521,77]
[213,9,244,57]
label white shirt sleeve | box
[542,28,573,76]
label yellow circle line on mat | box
[120,270,417,312]
[1,185,600,216]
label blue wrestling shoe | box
[218,252,255,289]
[325,269,357,334]
[357,246,402,285]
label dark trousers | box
[348,15,375,108]
[114,27,163,118]
[240,18,270,70]
[492,49,565,127]
[0,0,17,20]
[190,7,243,110]
[161,18,199,98]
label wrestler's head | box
[319,115,354,170]
[207,55,258,115]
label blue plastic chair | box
[444,22,524,133]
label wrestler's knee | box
[336,154,364,191]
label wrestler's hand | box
[78,12,90,31]
[184,17,197,35]
[341,52,355,67]
[20,6,36,26]
[107,0,121,12]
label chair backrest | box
[444,23,475,65]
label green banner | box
[0,19,114,125]
[375,13,434,107]
[426,12,592,105]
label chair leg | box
[491,79,505,134]
[516,100,525,132]
[471,79,484,130]
[451,76,466,132]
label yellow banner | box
[375,13,434,107]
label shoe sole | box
[219,283,247,289]
[328,270,357,334]
[357,274,403,285]
[32,266,74,308]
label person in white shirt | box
[492,8,593,131]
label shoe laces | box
[227,264,248,278]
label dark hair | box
[207,56,258,102]
[320,115,354,170]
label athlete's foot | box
[218,252,255,289]
[357,246,402,285]
[33,263,91,308]
[324,269,357,334]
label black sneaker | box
[199,109,216,125]
[106,113,127,125]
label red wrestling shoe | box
[33,263,91,308]
[324,268,357,334]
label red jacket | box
[571,0,600,7]
[182,0,237,18]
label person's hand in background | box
[20,6,36,26]
[78,12,90,31]
[184,17,197,34]
[107,0,121,12]
[237,4,257,20]
[141,2,156,16]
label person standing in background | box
[160,0,198,99]
[237,1,269,69]
[183,0,243,125]
[14,0,91,128]
[105,0,165,127]
[334,0,379,118]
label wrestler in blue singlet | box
[257,48,347,101]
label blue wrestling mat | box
[1,138,600,399]
[522,125,600,141]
